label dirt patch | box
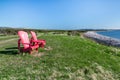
[45,46,53,51]
[80,33,85,39]
[32,52,45,57]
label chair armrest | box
[31,40,39,42]
[22,43,30,45]
[30,40,42,45]
[18,39,30,47]
[32,39,45,42]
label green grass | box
[0,34,120,79]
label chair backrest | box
[18,31,30,49]
[30,31,38,40]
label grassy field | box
[0,33,120,80]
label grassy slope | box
[0,35,17,41]
[0,34,120,80]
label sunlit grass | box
[0,34,120,79]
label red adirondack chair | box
[30,31,46,48]
[18,31,39,54]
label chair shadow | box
[0,47,18,55]
[5,47,18,50]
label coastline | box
[83,31,120,47]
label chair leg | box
[39,43,45,48]
[18,48,23,54]
[29,50,33,54]
[36,48,38,53]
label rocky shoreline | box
[83,31,120,47]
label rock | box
[83,31,120,47]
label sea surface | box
[97,30,120,39]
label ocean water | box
[97,30,120,39]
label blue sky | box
[0,0,120,29]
